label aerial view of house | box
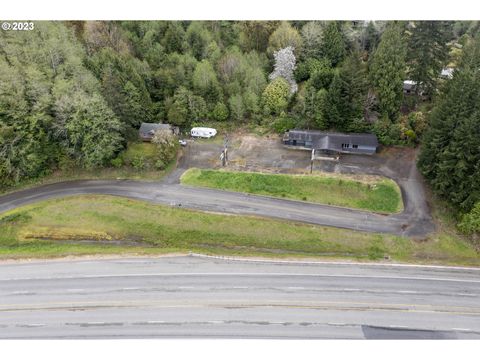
[283,130,379,155]
[139,122,179,141]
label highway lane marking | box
[10,291,35,295]
[14,323,46,328]
[65,322,124,327]
[2,322,477,334]
[3,255,480,272]
[1,299,480,315]
[1,272,479,284]
[4,287,477,299]
[189,253,480,271]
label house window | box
[352,144,358,149]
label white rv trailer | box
[190,127,217,138]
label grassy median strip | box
[181,168,403,214]
[0,195,478,266]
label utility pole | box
[220,151,225,166]
[223,134,229,165]
[310,148,315,174]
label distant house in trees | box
[440,67,454,79]
[403,80,418,94]
[139,123,179,142]
[283,130,378,156]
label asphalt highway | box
[0,256,479,339]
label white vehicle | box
[190,127,217,138]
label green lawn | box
[0,195,478,266]
[181,168,403,214]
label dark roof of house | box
[139,123,172,135]
[441,67,454,78]
[403,80,417,91]
[285,130,378,153]
[139,123,178,141]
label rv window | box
[353,144,358,149]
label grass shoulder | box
[181,168,403,214]
[0,195,477,266]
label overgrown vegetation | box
[112,140,177,171]
[0,195,477,265]
[181,168,402,213]
[0,142,177,196]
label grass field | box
[0,195,478,266]
[181,168,403,214]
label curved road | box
[0,255,479,339]
[0,174,434,236]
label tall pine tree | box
[322,22,347,67]
[339,53,368,127]
[362,21,379,54]
[323,53,367,131]
[408,21,449,97]
[369,23,407,120]
[324,72,347,130]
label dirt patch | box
[177,139,224,170]
[29,239,155,247]
[194,243,367,258]
[19,227,114,241]
[229,134,311,171]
